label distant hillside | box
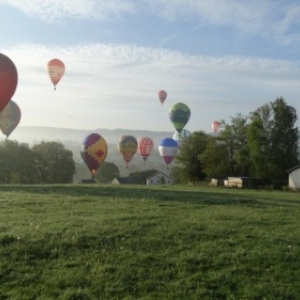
[4,126,175,146]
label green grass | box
[0,184,300,299]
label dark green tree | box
[128,169,158,184]
[95,162,120,183]
[219,114,250,176]
[31,141,75,183]
[200,136,230,178]
[247,97,299,184]
[0,140,22,183]
[174,131,209,183]
[201,114,250,178]
[0,140,40,184]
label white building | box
[287,164,300,190]
[147,172,173,185]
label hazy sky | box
[1,0,300,133]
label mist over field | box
[4,126,177,180]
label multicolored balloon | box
[0,53,18,113]
[173,129,191,147]
[117,135,138,168]
[169,102,191,135]
[158,138,178,169]
[80,133,108,177]
[212,121,221,133]
[137,137,154,163]
[158,90,167,105]
[0,100,21,137]
[47,58,65,90]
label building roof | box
[78,178,96,184]
[287,164,300,173]
[114,176,131,184]
[147,171,171,181]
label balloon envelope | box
[169,102,191,134]
[0,53,18,113]
[212,121,221,133]
[117,135,138,167]
[158,138,178,168]
[80,133,107,176]
[158,90,167,105]
[47,58,65,89]
[173,129,191,146]
[0,100,21,137]
[287,106,296,117]
[137,137,154,162]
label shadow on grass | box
[0,184,298,208]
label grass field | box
[0,184,300,299]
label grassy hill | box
[0,184,300,299]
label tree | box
[200,136,231,178]
[95,162,120,183]
[16,143,41,184]
[174,131,209,183]
[247,97,299,184]
[31,141,75,183]
[0,140,40,184]
[128,169,158,184]
[0,140,22,183]
[201,114,250,178]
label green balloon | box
[169,102,191,133]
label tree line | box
[0,140,75,184]
[1,97,297,187]
[171,97,299,188]
[0,139,159,185]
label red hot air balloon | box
[47,58,65,90]
[0,53,18,113]
[158,90,167,105]
[212,121,221,133]
[137,137,154,163]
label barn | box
[147,172,172,185]
[287,164,300,190]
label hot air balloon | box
[158,138,178,169]
[117,135,138,168]
[158,90,167,105]
[0,53,18,113]
[47,58,65,90]
[212,121,221,133]
[137,137,154,163]
[0,100,21,138]
[169,102,191,136]
[287,106,297,117]
[173,129,191,147]
[80,133,108,177]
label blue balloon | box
[158,138,178,168]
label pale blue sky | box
[1,0,300,133]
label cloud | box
[2,0,300,45]
[0,0,135,20]
[145,0,300,46]
[3,43,300,132]
[158,33,178,48]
